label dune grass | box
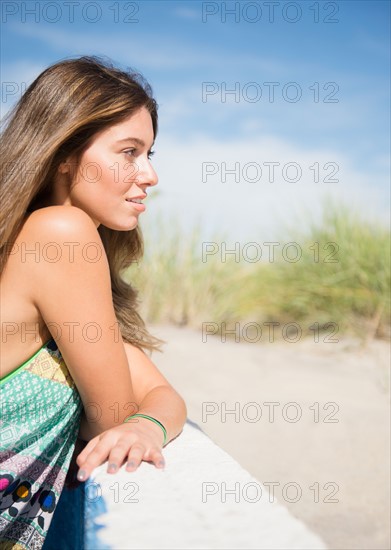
[124,200,390,341]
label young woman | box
[0,56,187,548]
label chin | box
[102,218,139,231]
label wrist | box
[123,413,167,446]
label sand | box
[148,324,390,550]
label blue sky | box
[1,0,390,241]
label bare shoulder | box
[11,206,109,291]
[22,205,98,242]
[17,205,105,268]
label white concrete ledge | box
[91,419,327,550]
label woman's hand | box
[75,416,166,481]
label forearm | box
[135,384,188,445]
[78,385,187,444]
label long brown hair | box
[0,55,165,353]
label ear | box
[58,160,71,174]
[58,155,77,175]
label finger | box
[106,442,132,474]
[76,437,99,467]
[77,437,113,481]
[148,448,165,469]
[125,444,146,472]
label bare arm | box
[24,206,186,479]
[26,205,187,477]
[75,336,187,479]
[26,206,136,435]
[78,343,187,444]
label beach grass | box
[124,199,390,341]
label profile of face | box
[55,106,158,230]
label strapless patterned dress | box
[0,338,82,549]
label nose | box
[136,157,158,189]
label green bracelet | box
[123,413,167,446]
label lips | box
[125,194,147,204]
[125,198,146,212]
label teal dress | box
[0,339,82,549]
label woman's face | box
[57,106,158,230]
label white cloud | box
[143,132,390,243]
[6,22,299,74]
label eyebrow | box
[116,137,146,146]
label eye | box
[148,150,155,160]
[124,148,136,157]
